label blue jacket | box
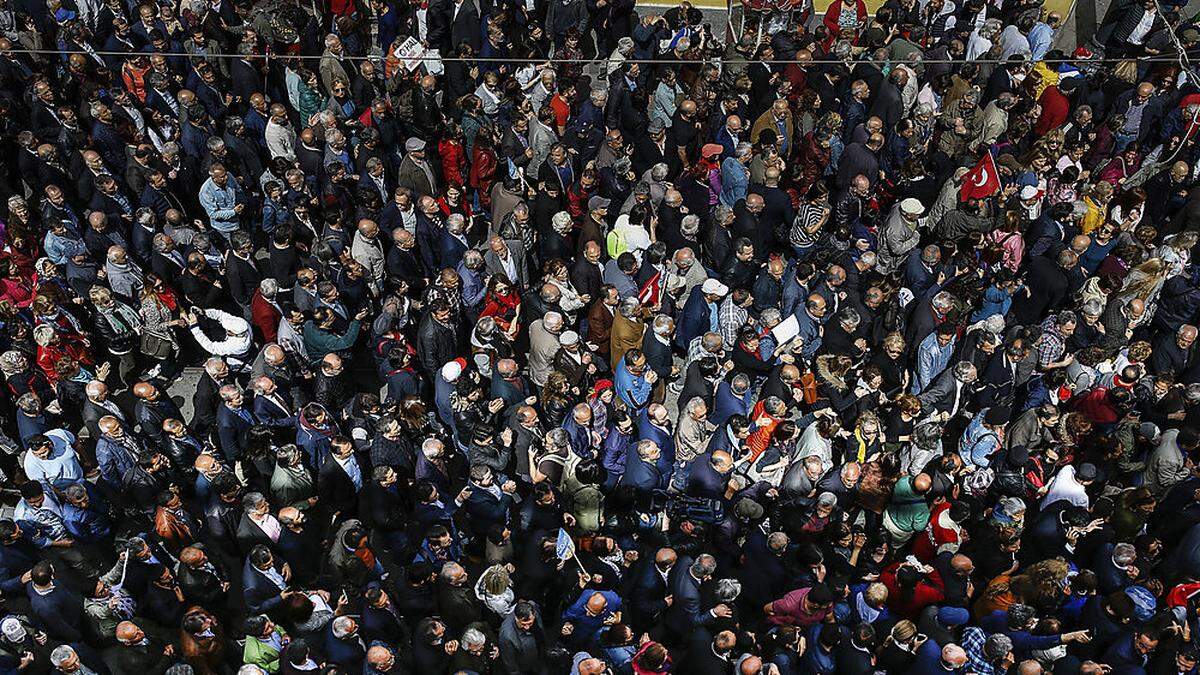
[720,157,749,206]
[636,413,675,476]
[253,393,296,429]
[793,307,824,363]
[676,286,716,349]
[663,568,706,637]
[906,639,955,675]
[242,559,288,615]
[61,503,112,544]
[0,538,39,595]
[711,381,753,427]
[685,458,728,500]
[562,590,622,649]
[198,176,243,233]
[436,230,469,269]
[562,416,593,460]
[641,333,673,380]
[94,436,139,488]
[463,487,514,533]
[600,427,634,476]
[613,357,652,412]
[27,583,84,642]
[216,404,256,462]
[323,625,366,671]
[296,416,336,469]
[618,455,665,494]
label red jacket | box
[439,138,467,188]
[879,561,946,619]
[911,501,962,563]
[821,0,867,49]
[1035,86,1070,137]
[468,146,498,206]
[250,290,281,344]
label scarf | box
[352,542,376,570]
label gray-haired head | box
[49,646,77,668]
[461,627,486,648]
[331,615,357,638]
[714,578,742,602]
[691,553,717,578]
[652,315,674,336]
[983,633,1013,661]
[681,214,700,236]
[931,291,955,312]
[619,297,641,317]
[952,361,978,382]
[1112,542,1137,567]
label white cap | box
[560,330,580,345]
[440,361,463,382]
[1,617,25,641]
[1019,185,1039,200]
[701,279,729,297]
[899,198,924,216]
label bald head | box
[943,645,968,667]
[578,658,607,675]
[913,472,932,493]
[366,645,393,668]
[278,506,301,524]
[1128,298,1146,317]
[194,453,218,473]
[115,621,142,644]
[98,416,121,435]
[739,656,763,675]
[585,592,609,615]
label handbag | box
[140,332,173,360]
[1113,60,1138,84]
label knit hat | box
[936,606,970,627]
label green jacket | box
[243,627,289,673]
[884,476,931,533]
[302,319,361,360]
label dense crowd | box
[3,0,1200,671]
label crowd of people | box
[3,0,1200,670]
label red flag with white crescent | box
[638,269,663,307]
[959,150,1001,202]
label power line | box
[7,43,1200,66]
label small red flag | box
[959,150,1001,202]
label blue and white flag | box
[555,528,576,561]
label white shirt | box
[22,430,82,484]
[499,253,517,282]
[1041,465,1090,509]
[1128,10,1156,45]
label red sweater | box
[879,562,946,619]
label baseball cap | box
[701,279,729,296]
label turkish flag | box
[959,151,1002,202]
